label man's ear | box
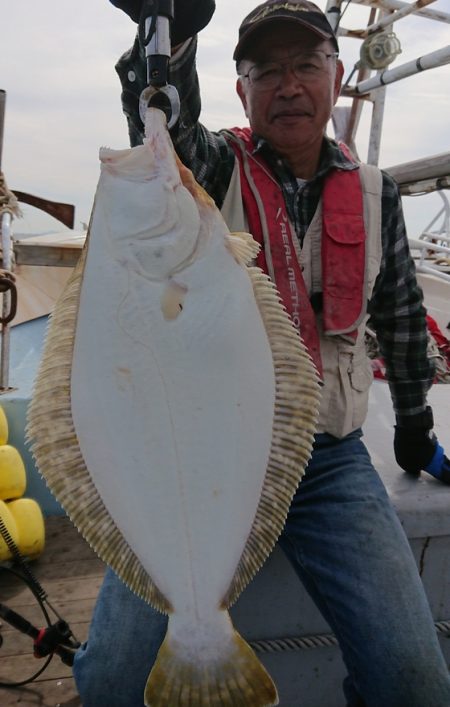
[236,77,249,118]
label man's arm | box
[369,174,450,484]
[111,1,237,208]
[369,174,433,420]
[109,0,216,45]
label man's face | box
[236,22,343,159]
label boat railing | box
[419,191,450,246]
[409,237,450,284]
[420,233,450,247]
[326,0,450,167]
[0,90,80,391]
[407,189,450,283]
[384,153,450,192]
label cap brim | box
[233,16,336,62]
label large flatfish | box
[27,108,321,706]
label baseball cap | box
[233,0,339,62]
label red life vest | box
[226,128,366,377]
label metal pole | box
[363,0,437,36]
[0,90,5,170]
[0,90,10,391]
[342,6,377,150]
[351,45,450,95]
[398,176,450,195]
[0,212,11,390]
[367,83,386,165]
[365,6,390,165]
[325,0,344,33]
[349,0,450,24]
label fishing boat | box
[0,1,449,704]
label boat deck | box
[0,516,104,706]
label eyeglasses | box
[240,50,339,91]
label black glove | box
[109,0,142,22]
[394,406,450,484]
[109,0,215,45]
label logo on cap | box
[249,2,313,24]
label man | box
[73,1,450,705]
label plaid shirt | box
[115,36,434,422]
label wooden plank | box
[42,516,95,557]
[26,557,105,582]
[11,264,73,327]
[2,575,104,609]
[0,598,98,628]
[384,151,450,185]
[0,515,103,704]
[0,621,90,657]
[0,677,80,706]
[13,243,81,268]
[12,191,75,229]
[0,558,104,591]
[0,653,73,682]
[43,521,95,553]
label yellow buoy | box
[0,405,8,445]
[8,498,45,559]
[0,499,19,561]
[0,445,27,501]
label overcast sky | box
[1,1,449,236]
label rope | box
[250,621,450,654]
[0,171,21,218]
[250,633,338,653]
[435,620,450,635]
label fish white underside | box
[28,110,321,705]
[71,182,276,621]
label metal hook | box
[140,85,180,130]
[0,274,17,325]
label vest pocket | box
[349,354,373,430]
[349,357,373,392]
[323,215,365,245]
[319,343,373,438]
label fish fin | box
[223,267,321,607]
[160,280,188,321]
[26,232,171,615]
[225,231,261,266]
[144,627,278,706]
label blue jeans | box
[73,431,450,706]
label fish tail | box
[144,628,278,706]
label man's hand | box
[109,0,215,46]
[394,407,450,484]
[109,0,142,22]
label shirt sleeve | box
[114,34,236,208]
[114,33,147,148]
[368,173,435,422]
